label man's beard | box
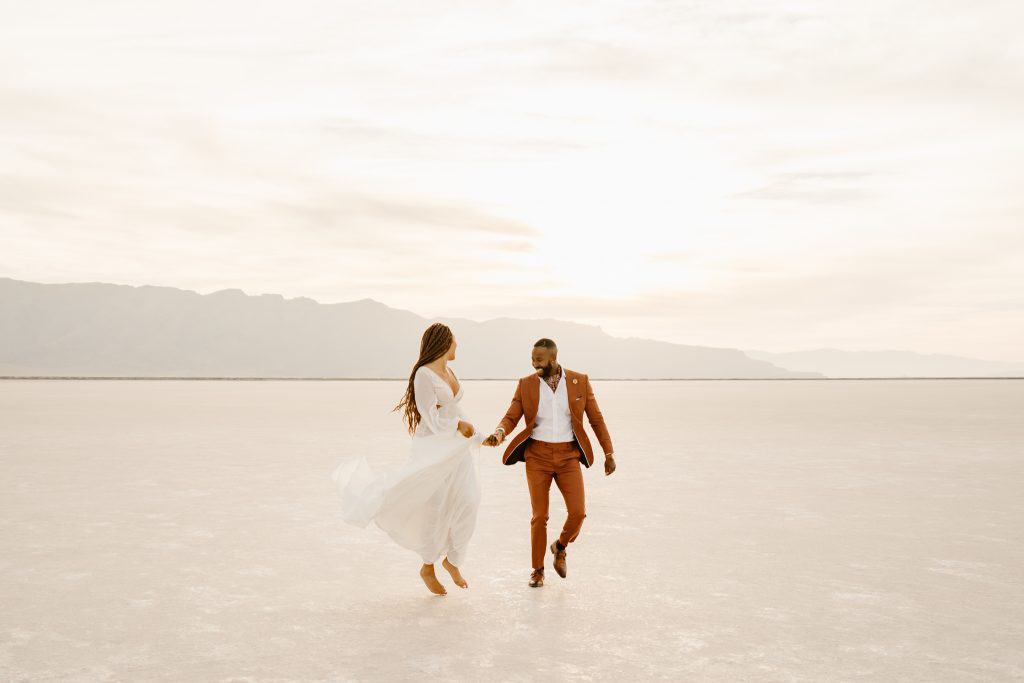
[538,363,557,378]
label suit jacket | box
[496,368,614,468]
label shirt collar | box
[540,365,563,385]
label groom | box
[482,338,616,587]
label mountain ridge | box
[746,348,1024,378]
[6,277,1018,378]
[0,277,815,379]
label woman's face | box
[447,337,457,361]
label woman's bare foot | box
[419,564,447,596]
[442,557,468,588]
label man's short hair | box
[533,338,557,353]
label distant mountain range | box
[746,349,1024,379]
[0,278,816,379]
[2,278,1019,379]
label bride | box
[331,322,483,596]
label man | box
[482,338,616,587]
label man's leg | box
[553,453,587,548]
[525,444,555,570]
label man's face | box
[531,347,557,377]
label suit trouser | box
[525,439,586,570]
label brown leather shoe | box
[528,568,544,587]
[550,541,567,578]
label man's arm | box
[498,379,524,435]
[583,376,616,474]
[483,379,524,446]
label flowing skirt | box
[332,430,484,566]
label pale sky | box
[2,0,1022,361]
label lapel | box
[564,368,583,417]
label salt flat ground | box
[1,379,1022,681]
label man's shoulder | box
[564,368,589,382]
[518,372,538,383]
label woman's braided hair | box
[393,323,454,435]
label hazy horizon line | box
[3,376,1022,382]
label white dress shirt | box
[531,367,575,443]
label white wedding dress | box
[331,365,483,566]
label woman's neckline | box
[423,364,460,396]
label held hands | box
[457,421,475,438]
[482,431,505,447]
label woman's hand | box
[457,421,475,438]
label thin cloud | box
[2,0,1023,362]
[732,171,877,205]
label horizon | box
[5,377,1024,382]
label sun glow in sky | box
[2,1,1022,360]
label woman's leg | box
[419,563,447,595]
[442,556,468,588]
[442,455,479,587]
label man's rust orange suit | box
[495,369,614,570]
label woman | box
[331,323,483,596]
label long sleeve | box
[414,368,460,435]
[583,376,614,456]
[497,379,524,435]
